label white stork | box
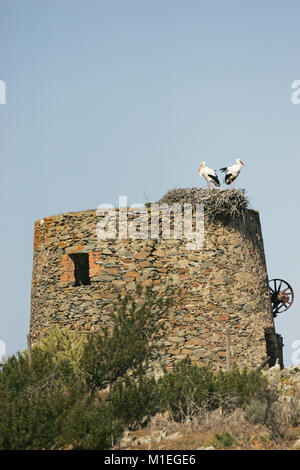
[198,162,220,188]
[220,158,244,187]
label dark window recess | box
[69,253,91,286]
[264,327,284,369]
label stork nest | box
[157,188,249,222]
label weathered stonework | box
[30,207,282,370]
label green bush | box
[80,286,174,393]
[244,397,269,425]
[0,285,278,449]
[158,359,270,421]
[212,432,235,449]
[61,399,123,450]
[212,367,270,409]
[108,374,159,430]
[35,326,85,375]
[0,348,82,449]
[0,286,175,449]
[158,360,216,420]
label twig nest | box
[157,188,249,222]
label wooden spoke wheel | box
[269,279,294,318]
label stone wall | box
[30,206,280,370]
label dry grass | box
[114,387,300,451]
[115,406,299,450]
[157,188,249,222]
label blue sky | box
[0,0,299,365]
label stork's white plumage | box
[198,161,220,188]
[220,158,244,186]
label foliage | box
[158,359,270,421]
[33,326,85,375]
[61,398,123,450]
[158,359,216,420]
[0,285,285,450]
[80,285,175,393]
[108,374,159,430]
[212,432,235,449]
[0,348,81,449]
[244,392,300,442]
[211,367,270,409]
[0,286,174,449]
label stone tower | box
[30,193,283,370]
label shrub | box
[158,360,270,421]
[80,286,175,393]
[245,398,269,425]
[245,393,300,442]
[61,399,122,450]
[158,360,216,420]
[0,284,281,449]
[212,432,235,449]
[108,374,159,430]
[0,286,175,449]
[212,367,270,409]
[0,348,82,449]
[34,326,85,375]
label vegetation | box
[0,287,173,449]
[212,432,235,449]
[0,286,298,450]
[157,359,270,421]
[80,285,173,393]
